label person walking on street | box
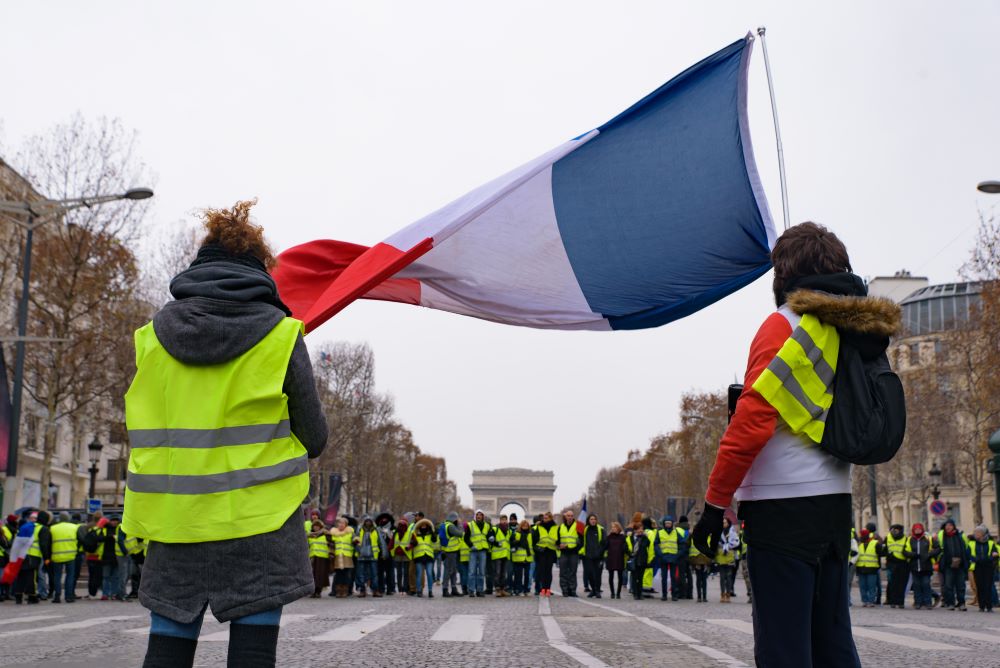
[465,510,492,598]
[903,523,937,610]
[489,515,512,597]
[48,512,79,604]
[510,519,534,596]
[676,515,694,600]
[969,525,998,613]
[410,519,438,598]
[375,513,396,595]
[101,516,123,601]
[580,514,605,598]
[122,201,329,668]
[558,510,580,597]
[534,512,558,597]
[691,223,900,667]
[12,512,44,604]
[330,518,355,598]
[884,524,910,608]
[855,529,882,607]
[715,517,739,603]
[354,517,385,598]
[937,519,970,611]
[602,522,627,599]
[307,520,331,598]
[627,523,651,600]
[391,518,411,596]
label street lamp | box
[988,430,1000,532]
[0,188,153,479]
[928,461,942,500]
[87,438,104,501]
[977,181,1000,194]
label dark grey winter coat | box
[138,249,328,623]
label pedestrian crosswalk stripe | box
[887,623,1000,645]
[0,615,64,627]
[850,626,966,651]
[0,616,141,638]
[431,614,485,642]
[539,596,551,616]
[309,614,400,642]
[707,618,968,652]
[200,614,315,642]
[541,615,611,668]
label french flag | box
[274,34,776,333]
[1,521,34,585]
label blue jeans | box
[355,561,377,592]
[51,561,76,600]
[102,562,121,598]
[415,561,434,594]
[36,565,48,598]
[942,567,966,607]
[529,561,536,593]
[150,607,282,640]
[458,561,469,590]
[468,551,487,593]
[858,573,879,604]
[911,572,932,607]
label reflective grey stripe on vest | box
[129,420,291,449]
[789,326,836,390]
[52,538,76,555]
[126,454,308,495]
[764,356,829,423]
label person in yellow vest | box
[654,516,686,602]
[579,514,605,598]
[440,512,464,597]
[100,515,123,601]
[409,519,438,597]
[330,518,356,598]
[510,519,534,596]
[464,510,492,597]
[488,515,512,597]
[557,510,581,597]
[458,529,471,596]
[49,512,79,603]
[882,524,909,608]
[307,519,331,598]
[714,517,739,602]
[626,522,653,600]
[353,516,385,598]
[855,529,883,607]
[533,511,559,597]
[390,517,412,597]
[969,525,998,613]
[122,201,328,668]
[13,511,45,604]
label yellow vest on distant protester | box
[122,318,309,543]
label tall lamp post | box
[928,462,942,500]
[988,430,1000,533]
[0,188,153,490]
[87,438,103,502]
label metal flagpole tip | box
[757,26,766,37]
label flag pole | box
[756,26,790,231]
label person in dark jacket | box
[532,512,558,597]
[884,524,910,608]
[937,519,970,610]
[903,523,938,609]
[580,514,605,598]
[628,524,651,600]
[132,201,328,668]
[969,525,998,612]
[101,516,122,601]
[602,522,627,599]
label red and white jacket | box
[705,304,852,508]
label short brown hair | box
[200,199,276,270]
[771,222,851,305]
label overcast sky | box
[3,2,999,509]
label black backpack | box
[82,529,99,554]
[820,331,906,465]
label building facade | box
[470,468,556,519]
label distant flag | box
[274,34,776,333]
[577,498,588,533]
[1,521,35,585]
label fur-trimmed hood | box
[787,290,901,337]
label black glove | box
[691,503,724,558]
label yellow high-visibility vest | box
[536,525,559,553]
[27,525,42,559]
[413,534,436,559]
[122,318,309,543]
[331,530,355,558]
[885,535,908,560]
[442,522,462,553]
[308,534,330,559]
[558,523,579,551]
[856,540,880,569]
[490,527,511,560]
[50,523,79,564]
[752,313,839,443]
[468,521,491,551]
[459,540,470,563]
[656,527,686,555]
[512,531,533,563]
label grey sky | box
[3,2,999,509]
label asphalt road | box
[0,574,997,667]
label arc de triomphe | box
[470,468,556,519]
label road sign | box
[87,498,102,514]
[929,499,946,516]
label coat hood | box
[415,518,434,532]
[786,290,901,338]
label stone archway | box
[470,469,556,520]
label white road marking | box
[0,615,64,626]
[309,614,400,642]
[888,623,1000,644]
[0,616,141,638]
[540,615,610,668]
[576,603,748,666]
[200,614,315,642]
[708,617,967,652]
[851,626,966,651]
[431,614,485,642]
[539,596,551,616]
